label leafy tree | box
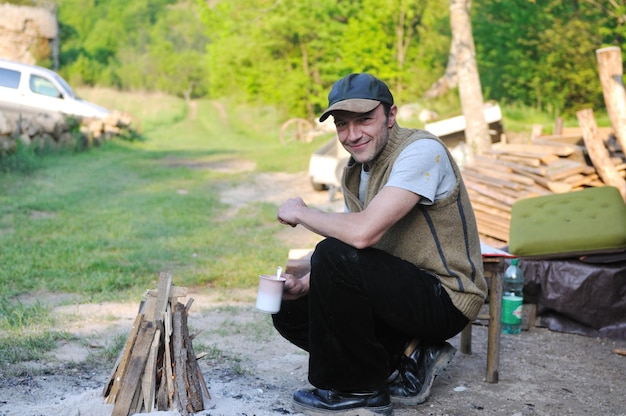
[57,0,208,98]
[473,0,622,116]
[49,0,625,117]
[197,0,449,118]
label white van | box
[0,59,110,119]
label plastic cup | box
[255,274,286,313]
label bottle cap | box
[511,258,519,266]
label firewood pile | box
[463,130,625,245]
[462,46,626,246]
[0,109,140,155]
[102,273,210,416]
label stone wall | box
[0,2,58,67]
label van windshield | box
[52,72,77,99]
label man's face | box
[332,104,397,166]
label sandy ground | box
[2,170,626,416]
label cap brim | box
[319,98,381,122]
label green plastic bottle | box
[502,258,524,334]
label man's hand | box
[282,272,310,300]
[277,197,307,227]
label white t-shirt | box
[358,139,456,205]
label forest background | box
[8,0,626,122]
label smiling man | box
[274,73,487,416]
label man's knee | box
[312,238,355,268]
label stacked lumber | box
[102,273,210,416]
[462,138,625,245]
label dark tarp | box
[519,257,626,340]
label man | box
[274,73,487,415]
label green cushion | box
[508,186,626,258]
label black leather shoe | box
[292,387,393,415]
[388,341,456,405]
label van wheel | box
[311,179,327,191]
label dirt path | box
[1,171,626,416]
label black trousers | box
[272,237,468,391]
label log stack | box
[102,273,210,416]
[463,133,625,245]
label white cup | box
[255,274,286,313]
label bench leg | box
[460,322,472,354]
[485,264,503,383]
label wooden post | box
[554,117,563,136]
[596,47,626,153]
[484,257,503,384]
[577,108,626,202]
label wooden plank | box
[491,158,547,174]
[485,151,543,167]
[543,159,588,181]
[494,142,574,157]
[568,173,599,188]
[141,328,161,412]
[511,167,573,193]
[468,190,513,212]
[156,361,169,410]
[464,165,535,186]
[153,272,172,323]
[470,155,515,172]
[164,302,175,410]
[112,320,157,416]
[146,285,187,299]
[531,138,585,162]
[103,313,143,404]
[471,201,511,221]
[475,210,510,230]
[142,296,157,327]
[466,182,517,206]
[476,221,510,242]
[129,382,143,416]
[463,170,524,190]
[562,173,585,184]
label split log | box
[172,302,206,415]
[577,108,626,201]
[596,46,626,155]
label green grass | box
[0,90,327,304]
[0,298,71,371]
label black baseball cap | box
[319,73,394,122]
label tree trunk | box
[596,46,626,154]
[449,0,491,156]
[423,48,457,99]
